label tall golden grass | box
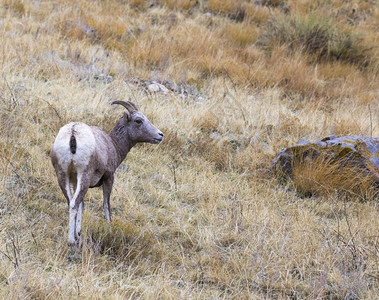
[290,153,379,200]
[0,0,378,299]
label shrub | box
[224,22,260,46]
[261,0,283,7]
[208,0,246,22]
[161,0,197,11]
[3,0,25,16]
[258,14,372,67]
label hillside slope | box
[0,0,378,298]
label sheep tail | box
[69,135,77,154]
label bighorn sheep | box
[51,101,163,245]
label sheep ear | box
[124,111,131,122]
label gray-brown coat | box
[51,101,163,245]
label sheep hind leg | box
[72,181,84,244]
[75,200,84,247]
[68,174,89,245]
[56,168,72,207]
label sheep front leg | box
[102,174,114,222]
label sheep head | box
[112,100,163,144]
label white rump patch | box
[52,122,96,173]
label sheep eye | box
[135,119,143,124]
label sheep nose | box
[159,132,164,137]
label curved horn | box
[111,100,139,113]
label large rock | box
[271,136,379,186]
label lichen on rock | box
[271,136,379,197]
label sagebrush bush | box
[224,22,259,46]
[161,0,197,11]
[208,0,246,22]
[258,14,372,67]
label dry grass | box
[291,153,379,200]
[0,0,378,299]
